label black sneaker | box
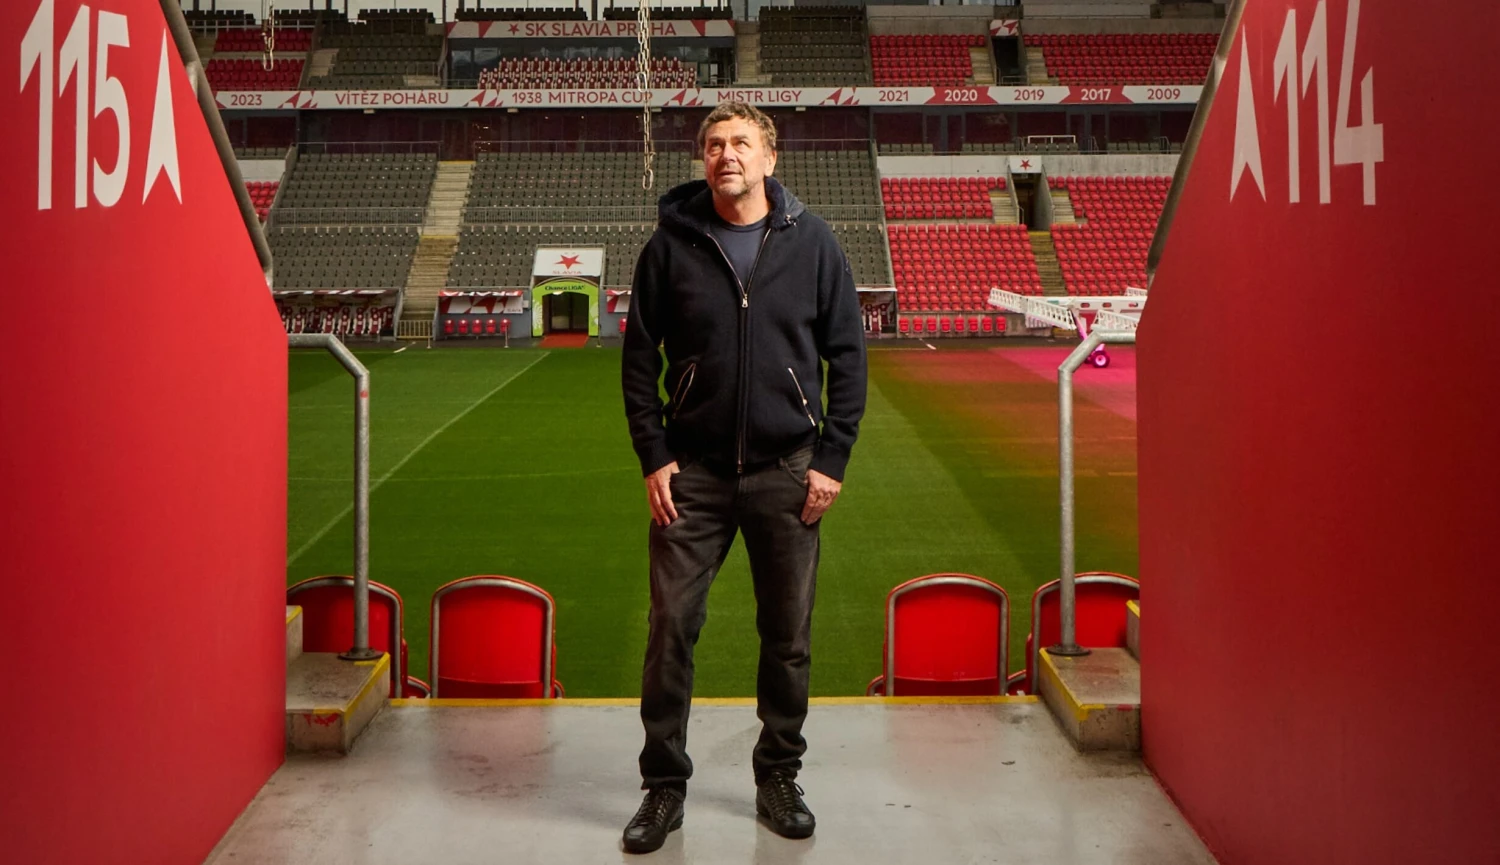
[622,787,684,854]
[756,773,816,839]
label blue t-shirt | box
[709,214,769,287]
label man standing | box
[620,101,867,854]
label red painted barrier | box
[1139,0,1500,861]
[0,1,286,862]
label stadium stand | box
[213,27,313,53]
[870,34,983,86]
[881,176,1001,221]
[235,146,288,159]
[462,150,693,223]
[772,148,890,285]
[878,142,936,155]
[962,137,1079,154]
[183,9,254,29]
[312,35,445,89]
[247,181,278,222]
[772,149,882,217]
[477,57,695,90]
[603,5,733,20]
[1026,33,1216,86]
[759,6,871,86]
[206,58,305,91]
[450,224,655,289]
[888,223,1042,313]
[360,8,436,24]
[455,6,588,22]
[269,226,419,289]
[275,153,437,224]
[1048,175,1166,295]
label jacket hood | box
[657,176,805,234]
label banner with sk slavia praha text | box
[446,19,735,39]
[216,84,1202,112]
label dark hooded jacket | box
[622,177,867,481]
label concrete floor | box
[207,700,1215,865]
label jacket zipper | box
[704,226,774,474]
[787,368,817,428]
[670,363,697,419]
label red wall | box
[1138,1,1500,862]
[0,2,287,862]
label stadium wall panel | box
[0,1,288,862]
[1137,1,1500,862]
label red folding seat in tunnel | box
[866,574,1011,697]
[429,576,564,699]
[1008,573,1140,694]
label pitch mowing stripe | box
[286,351,551,566]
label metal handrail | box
[1054,327,1137,656]
[158,0,273,287]
[1146,0,1242,288]
[286,334,380,662]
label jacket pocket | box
[787,368,817,428]
[670,363,698,419]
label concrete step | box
[990,190,1019,223]
[1126,600,1140,660]
[970,45,997,86]
[285,652,390,755]
[1050,189,1078,224]
[285,606,303,667]
[1037,647,1141,752]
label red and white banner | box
[990,19,1021,38]
[216,84,1202,112]
[447,19,735,40]
[534,247,604,278]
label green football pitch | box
[288,344,1139,697]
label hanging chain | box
[636,0,655,191]
[261,1,276,71]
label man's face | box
[702,116,776,201]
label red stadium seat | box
[443,318,454,336]
[457,318,469,336]
[287,576,409,698]
[485,318,497,335]
[898,316,911,336]
[866,574,1010,697]
[430,576,564,699]
[1009,572,1140,694]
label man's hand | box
[800,470,842,526]
[645,461,681,527]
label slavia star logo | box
[557,254,581,270]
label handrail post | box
[288,334,381,662]
[1054,329,1137,657]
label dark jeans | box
[638,444,820,793]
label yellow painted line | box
[286,606,302,625]
[319,653,392,716]
[1039,650,1090,723]
[390,695,1039,709]
[1126,599,1140,618]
